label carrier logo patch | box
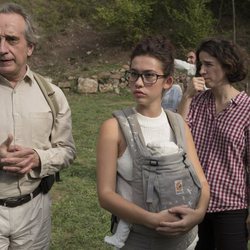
[175,180,184,195]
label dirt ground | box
[29,21,130,80]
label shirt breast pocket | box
[30,112,53,147]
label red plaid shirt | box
[187,90,250,212]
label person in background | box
[162,50,197,112]
[178,37,250,250]
[0,3,76,249]
[186,50,196,65]
[161,83,183,112]
[97,35,210,250]
[174,50,197,76]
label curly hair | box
[130,36,175,77]
[196,38,248,83]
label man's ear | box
[27,44,34,57]
[163,76,173,90]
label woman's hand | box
[185,77,206,98]
[155,205,202,236]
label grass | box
[50,91,134,250]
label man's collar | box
[0,65,33,86]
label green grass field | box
[50,91,134,250]
[50,91,250,250]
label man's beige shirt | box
[0,67,76,198]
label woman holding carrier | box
[97,36,210,250]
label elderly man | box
[0,3,76,249]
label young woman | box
[178,38,250,250]
[97,36,210,250]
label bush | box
[93,0,215,48]
[11,0,96,35]
[94,0,154,45]
[165,0,215,48]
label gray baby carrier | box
[112,107,201,249]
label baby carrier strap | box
[164,109,186,149]
[113,108,185,157]
[113,107,146,159]
[164,110,191,167]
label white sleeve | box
[174,59,196,76]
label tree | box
[232,0,236,42]
[94,0,215,48]
[161,0,215,48]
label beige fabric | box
[0,67,76,198]
[0,193,51,250]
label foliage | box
[8,0,96,35]
[94,0,154,45]
[93,0,215,47]
[1,0,249,48]
[164,0,215,48]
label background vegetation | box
[1,0,250,49]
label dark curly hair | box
[130,36,175,77]
[195,38,248,83]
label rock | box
[99,83,113,93]
[58,81,71,88]
[77,77,98,93]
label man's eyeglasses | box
[124,70,167,86]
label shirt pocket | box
[30,112,53,147]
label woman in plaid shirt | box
[178,38,250,250]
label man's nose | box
[0,38,8,54]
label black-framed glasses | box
[124,70,167,86]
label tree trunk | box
[232,0,236,42]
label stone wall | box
[57,64,129,94]
[55,65,250,95]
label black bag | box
[39,175,56,194]
[110,214,118,234]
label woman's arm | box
[184,122,210,218]
[156,122,210,235]
[178,77,206,120]
[96,118,178,229]
[174,59,196,76]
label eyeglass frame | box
[124,70,167,86]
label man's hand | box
[0,134,14,159]
[0,138,41,174]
